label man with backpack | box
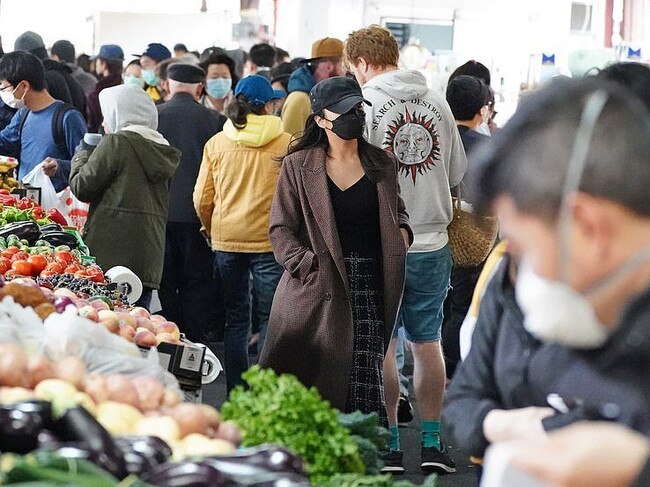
[0,52,86,192]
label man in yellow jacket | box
[194,75,291,391]
[281,37,344,136]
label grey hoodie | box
[362,70,467,240]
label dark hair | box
[99,58,123,76]
[284,112,392,182]
[249,43,276,68]
[449,60,491,86]
[126,59,141,68]
[200,46,228,62]
[174,43,188,53]
[597,62,650,112]
[226,94,267,129]
[200,54,238,86]
[274,47,290,65]
[468,77,650,220]
[0,51,46,91]
[51,40,75,63]
[271,62,294,91]
[446,75,489,121]
[77,54,91,72]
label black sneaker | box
[421,444,456,474]
[397,395,413,425]
[380,450,405,474]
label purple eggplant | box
[52,406,127,479]
[0,401,53,453]
[141,461,227,487]
[208,445,307,476]
[114,436,172,476]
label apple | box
[134,328,157,347]
[97,310,118,322]
[101,316,119,334]
[78,305,99,322]
[117,313,137,329]
[155,332,180,345]
[130,307,150,319]
[154,321,181,341]
[119,323,136,341]
[90,300,110,311]
[150,314,166,323]
[135,317,154,333]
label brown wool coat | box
[259,146,411,410]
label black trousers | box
[158,222,225,343]
[442,263,484,379]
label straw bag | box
[448,192,499,267]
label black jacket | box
[443,257,574,457]
[42,60,87,119]
[157,93,225,223]
[457,125,490,154]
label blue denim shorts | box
[395,245,452,343]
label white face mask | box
[475,121,491,136]
[0,83,26,110]
[515,262,608,348]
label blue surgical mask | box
[206,78,232,99]
[123,75,145,89]
[142,69,160,87]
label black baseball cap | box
[310,76,371,114]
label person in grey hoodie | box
[345,24,467,475]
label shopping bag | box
[22,163,59,210]
[57,186,89,233]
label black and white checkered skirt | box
[344,252,387,426]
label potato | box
[83,374,108,404]
[34,378,77,400]
[54,356,88,390]
[171,403,210,438]
[135,416,181,444]
[75,391,97,416]
[97,401,143,435]
[131,376,164,411]
[105,375,140,410]
[26,355,56,389]
[198,404,221,428]
[162,389,182,408]
[0,386,35,404]
[0,343,29,387]
[214,421,242,446]
[179,434,235,459]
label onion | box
[171,403,210,437]
[105,375,140,410]
[0,343,28,387]
[83,374,108,404]
[26,355,56,388]
[215,421,242,446]
[53,296,75,314]
[54,356,88,389]
[11,277,38,288]
[131,376,164,411]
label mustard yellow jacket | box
[193,114,291,253]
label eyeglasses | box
[0,84,13,92]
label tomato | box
[11,260,32,276]
[55,250,73,265]
[46,262,64,274]
[39,270,56,279]
[74,270,89,279]
[10,251,29,262]
[27,255,47,273]
[64,264,81,274]
[0,257,10,274]
[89,272,105,283]
[1,246,20,258]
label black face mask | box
[330,108,365,140]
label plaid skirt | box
[344,252,388,426]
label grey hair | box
[167,79,201,96]
[468,77,650,220]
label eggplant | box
[0,221,40,245]
[208,445,307,476]
[0,401,54,454]
[39,223,63,233]
[114,436,173,476]
[141,461,227,487]
[40,231,79,249]
[52,406,127,479]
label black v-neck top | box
[328,174,381,258]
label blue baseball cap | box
[135,43,171,62]
[235,75,277,105]
[94,44,124,62]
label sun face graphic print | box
[384,108,441,184]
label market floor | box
[202,343,478,487]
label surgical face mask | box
[330,108,365,140]
[475,122,491,137]
[515,262,609,348]
[123,75,145,89]
[206,78,232,99]
[142,69,159,87]
[0,83,26,110]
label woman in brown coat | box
[259,76,412,420]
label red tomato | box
[64,264,81,274]
[10,251,29,262]
[74,270,88,279]
[27,255,47,274]
[89,272,104,283]
[1,246,20,259]
[0,257,11,274]
[55,250,73,265]
[11,260,32,276]
[39,270,56,279]
[46,262,64,273]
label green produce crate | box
[62,226,91,256]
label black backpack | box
[17,102,77,159]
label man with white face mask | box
[465,77,650,442]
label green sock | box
[389,425,400,451]
[422,420,441,449]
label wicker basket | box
[448,197,499,267]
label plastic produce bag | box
[0,296,46,353]
[22,163,58,210]
[56,187,89,233]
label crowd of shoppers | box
[0,25,649,486]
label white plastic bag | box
[56,187,89,233]
[22,163,59,210]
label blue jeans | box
[396,245,453,342]
[214,251,283,392]
[395,326,410,397]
